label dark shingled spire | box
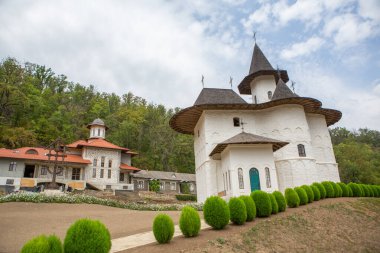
[271,78,298,101]
[249,44,275,74]
[238,43,289,95]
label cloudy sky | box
[1,0,379,130]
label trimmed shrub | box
[179,206,201,237]
[301,185,314,203]
[153,214,175,243]
[348,185,353,197]
[229,197,247,225]
[361,184,370,197]
[332,182,343,197]
[269,194,279,214]
[285,188,300,208]
[203,196,230,230]
[313,182,326,199]
[295,187,308,205]
[250,190,272,217]
[176,194,197,201]
[322,182,335,198]
[348,182,362,197]
[64,219,111,253]
[367,185,374,197]
[357,184,365,197]
[310,185,321,201]
[239,195,256,221]
[337,183,349,197]
[371,185,379,197]
[21,235,62,253]
[273,191,286,212]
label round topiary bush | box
[322,181,335,198]
[153,214,175,243]
[337,183,349,197]
[357,184,365,197]
[310,185,321,201]
[203,196,230,230]
[295,187,308,205]
[229,197,247,225]
[269,194,279,214]
[348,182,362,197]
[301,185,314,203]
[179,206,201,237]
[250,190,272,217]
[367,185,374,197]
[371,185,379,197]
[64,219,111,253]
[272,191,286,212]
[285,188,300,208]
[347,185,353,197]
[361,184,370,197]
[239,195,256,221]
[332,182,343,197]
[312,182,326,199]
[21,235,62,253]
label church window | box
[72,168,80,180]
[223,173,226,190]
[100,169,104,178]
[92,168,96,178]
[254,95,257,104]
[98,129,101,136]
[268,91,272,99]
[92,129,95,136]
[9,162,17,171]
[238,168,244,189]
[93,158,97,166]
[265,167,271,188]
[119,172,124,181]
[298,144,306,157]
[40,165,48,175]
[228,171,231,190]
[233,117,240,127]
[108,160,112,168]
[101,156,105,167]
[108,169,112,179]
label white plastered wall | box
[250,75,276,104]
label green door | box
[250,168,260,192]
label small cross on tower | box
[240,119,247,132]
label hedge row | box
[175,194,197,202]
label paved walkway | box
[111,220,210,252]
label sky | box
[0,0,379,130]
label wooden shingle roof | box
[271,78,299,100]
[209,132,289,157]
[194,88,247,106]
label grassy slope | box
[199,198,380,253]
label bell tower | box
[87,118,108,139]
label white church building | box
[170,43,342,203]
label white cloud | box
[358,0,380,21]
[280,37,324,60]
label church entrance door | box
[249,168,260,192]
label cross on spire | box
[253,31,257,43]
[229,76,233,89]
[240,119,247,132]
[201,75,204,88]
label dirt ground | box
[0,203,181,253]
[127,198,380,253]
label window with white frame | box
[108,169,111,179]
[100,169,104,178]
[93,158,97,166]
[265,167,271,188]
[119,172,124,182]
[170,182,176,190]
[92,168,96,178]
[108,160,112,168]
[238,168,244,189]
[9,162,17,171]
[298,144,306,157]
[101,156,105,167]
[72,168,80,180]
[138,180,144,189]
[228,171,231,190]
[40,165,48,175]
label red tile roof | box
[120,163,140,171]
[0,147,91,164]
[66,138,129,152]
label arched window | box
[97,129,101,136]
[268,91,272,99]
[265,167,271,188]
[25,149,38,155]
[298,144,306,157]
[233,117,240,127]
[238,168,244,189]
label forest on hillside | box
[0,58,379,183]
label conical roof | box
[87,118,109,129]
[249,44,275,74]
[271,79,298,101]
[209,131,289,157]
[238,43,289,95]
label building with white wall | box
[170,43,342,203]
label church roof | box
[132,170,196,182]
[271,78,299,101]
[238,43,289,95]
[194,88,247,106]
[87,118,109,129]
[66,138,130,152]
[209,132,288,157]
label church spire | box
[249,43,274,74]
